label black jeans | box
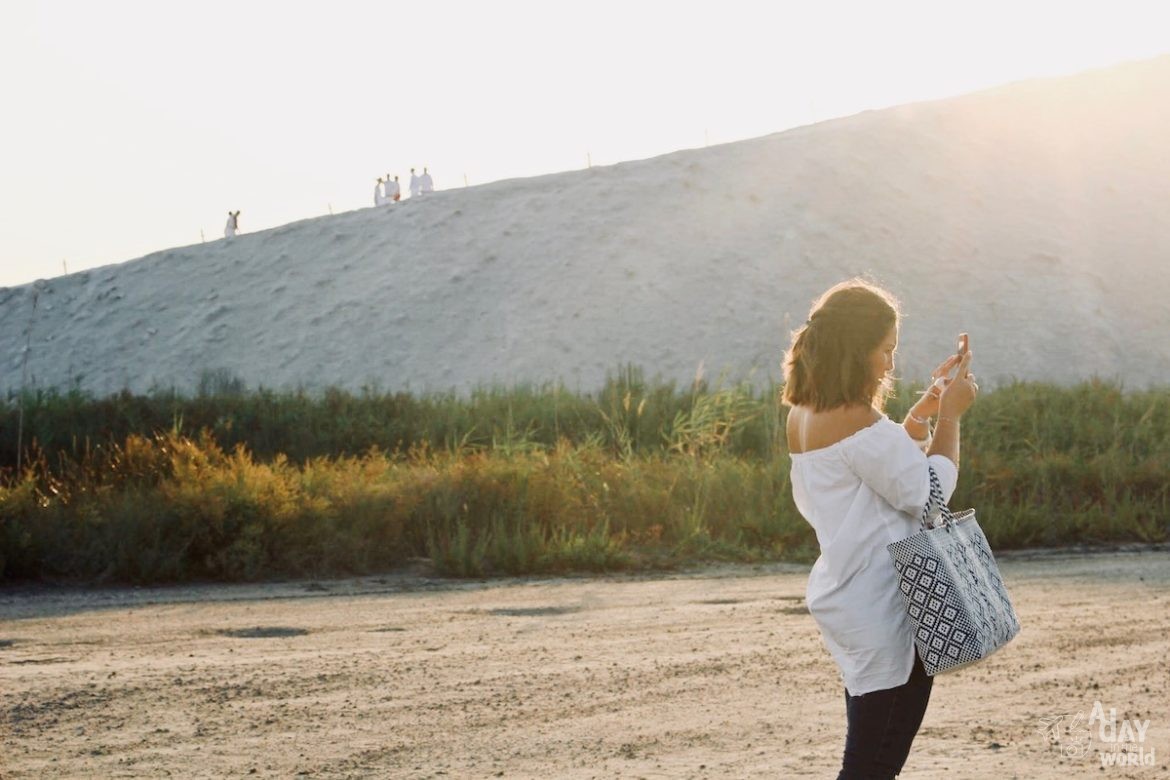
[836,650,934,780]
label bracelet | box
[937,416,961,425]
[908,410,929,426]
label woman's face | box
[869,326,898,384]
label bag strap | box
[920,464,956,530]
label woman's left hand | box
[910,353,963,420]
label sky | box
[3,0,1169,288]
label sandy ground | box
[2,548,1168,779]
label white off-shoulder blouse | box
[790,416,958,696]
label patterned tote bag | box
[886,465,1021,675]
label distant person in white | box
[409,168,421,198]
[374,177,386,206]
[224,210,240,239]
[387,174,400,202]
[783,279,978,779]
[419,167,434,194]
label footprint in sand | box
[204,305,230,323]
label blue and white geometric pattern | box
[887,465,1021,675]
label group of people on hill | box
[375,167,433,205]
[222,166,435,240]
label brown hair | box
[782,279,900,411]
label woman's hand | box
[938,350,978,419]
[909,352,963,420]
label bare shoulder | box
[787,404,882,454]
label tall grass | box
[0,366,778,470]
[1,373,1166,583]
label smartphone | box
[957,333,969,357]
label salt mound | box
[3,56,1170,396]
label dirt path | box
[2,548,1168,779]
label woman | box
[224,210,240,239]
[782,279,977,779]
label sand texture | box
[2,548,1167,778]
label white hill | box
[4,57,1170,397]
